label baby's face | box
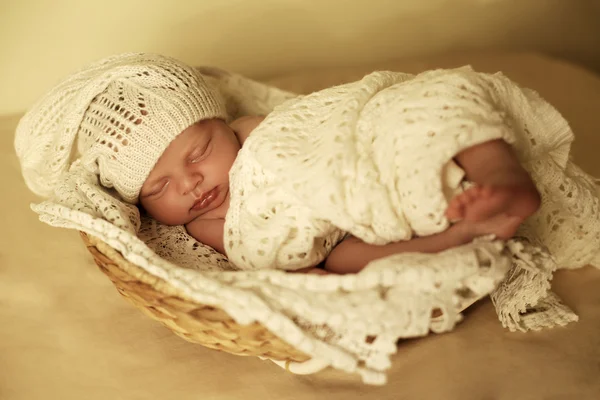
[140,118,240,225]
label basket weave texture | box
[80,232,310,363]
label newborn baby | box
[140,116,263,255]
[140,114,539,274]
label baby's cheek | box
[164,198,191,225]
[146,195,190,226]
[223,148,239,175]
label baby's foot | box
[446,183,540,223]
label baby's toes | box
[479,185,494,198]
[463,188,480,204]
[446,198,464,219]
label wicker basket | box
[80,232,310,363]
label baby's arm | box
[324,223,474,274]
[186,217,473,274]
[186,218,225,255]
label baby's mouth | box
[190,187,218,211]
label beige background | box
[2,1,600,398]
[2,0,600,115]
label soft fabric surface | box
[2,52,600,398]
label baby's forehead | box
[144,117,225,170]
[147,125,202,165]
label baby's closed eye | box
[146,178,169,197]
[189,142,211,163]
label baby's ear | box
[196,66,230,78]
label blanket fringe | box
[491,239,579,332]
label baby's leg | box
[446,139,540,238]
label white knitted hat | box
[15,53,227,203]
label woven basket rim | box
[79,231,311,362]
[81,232,197,299]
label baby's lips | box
[191,187,218,211]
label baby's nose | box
[181,173,203,195]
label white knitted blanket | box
[27,67,600,385]
[225,67,599,272]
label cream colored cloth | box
[3,53,600,398]
[225,66,599,333]
[225,66,591,269]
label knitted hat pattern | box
[15,53,227,203]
